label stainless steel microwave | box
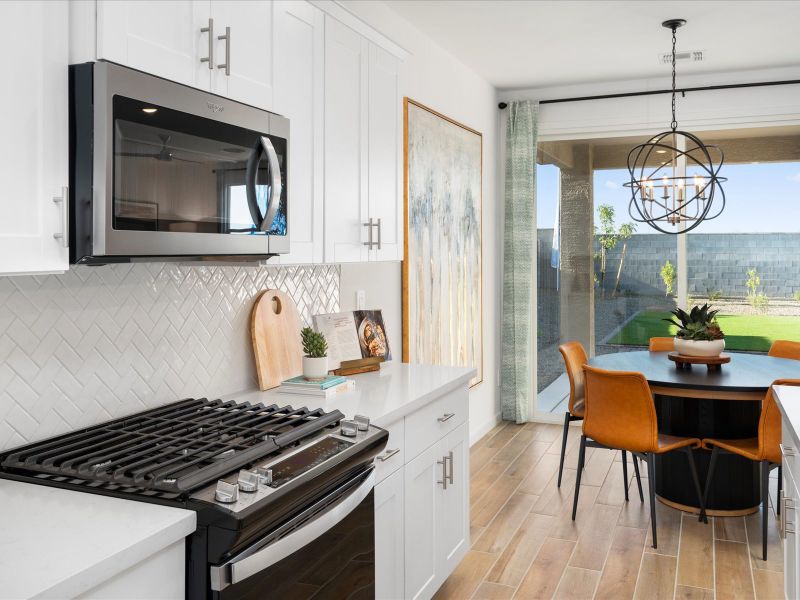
[69,61,289,264]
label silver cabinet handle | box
[437,455,448,489]
[445,450,454,485]
[437,413,455,423]
[217,26,230,76]
[374,217,382,250]
[781,443,796,457]
[782,492,795,538]
[53,186,68,248]
[363,218,374,248]
[377,448,400,462]
[200,18,214,68]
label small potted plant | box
[664,303,726,357]
[301,327,328,381]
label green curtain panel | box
[501,100,539,423]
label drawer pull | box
[377,448,400,462]
[780,443,797,457]
[437,413,455,423]
[782,493,795,539]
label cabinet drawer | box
[782,418,800,479]
[405,387,467,460]
[375,418,404,483]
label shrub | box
[660,260,676,296]
[752,292,770,311]
[794,290,800,303]
[706,288,724,302]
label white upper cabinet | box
[323,16,369,263]
[209,1,273,110]
[97,1,211,91]
[367,44,401,262]
[323,17,402,264]
[0,1,69,275]
[272,1,324,264]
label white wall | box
[336,1,501,443]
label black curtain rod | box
[497,78,800,109]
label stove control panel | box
[266,436,354,488]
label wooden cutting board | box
[251,289,303,390]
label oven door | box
[209,469,376,600]
[92,61,290,259]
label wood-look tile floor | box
[435,422,784,600]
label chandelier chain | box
[670,25,678,131]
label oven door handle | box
[245,135,283,232]
[209,469,375,592]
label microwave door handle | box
[259,136,282,232]
[244,136,283,233]
[209,470,375,592]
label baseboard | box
[469,411,502,446]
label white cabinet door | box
[97,0,211,90]
[0,1,69,274]
[784,455,800,600]
[375,468,404,600]
[209,0,273,110]
[272,0,323,264]
[437,422,470,576]
[367,43,401,262]
[404,442,441,600]
[323,17,369,263]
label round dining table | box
[588,350,800,516]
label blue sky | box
[537,161,800,233]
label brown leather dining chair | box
[557,342,643,501]
[649,337,675,352]
[702,379,800,560]
[769,339,800,360]
[572,365,706,548]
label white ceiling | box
[384,0,800,90]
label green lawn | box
[607,311,800,352]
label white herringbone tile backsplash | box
[0,263,339,450]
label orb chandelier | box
[625,19,726,234]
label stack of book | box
[278,374,355,398]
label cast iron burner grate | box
[0,398,344,493]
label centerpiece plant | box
[663,303,726,357]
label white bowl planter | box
[302,356,328,381]
[674,338,725,357]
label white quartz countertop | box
[229,362,476,426]
[0,479,196,600]
[776,384,800,442]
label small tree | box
[595,204,636,297]
[745,268,769,311]
[660,260,676,296]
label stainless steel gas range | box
[0,397,387,599]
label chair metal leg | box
[632,455,644,503]
[622,450,629,502]
[685,447,707,524]
[761,460,769,561]
[646,453,658,549]
[701,446,720,522]
[778,464,783,516]
[557,411,570,487]
[572,435,587,521]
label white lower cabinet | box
[375,389,469,600]
[375,468,405,600]
[783,420,800,600]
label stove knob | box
[256,467,273,486]
[354,414,370,431]
[237,470,259,493]
[340,420,358,437]
[215,480,239,503]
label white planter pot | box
[674,338,725,357]
[302,356,328,381]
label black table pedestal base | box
[654,394,761,514]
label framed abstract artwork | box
[402,98,483,387]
